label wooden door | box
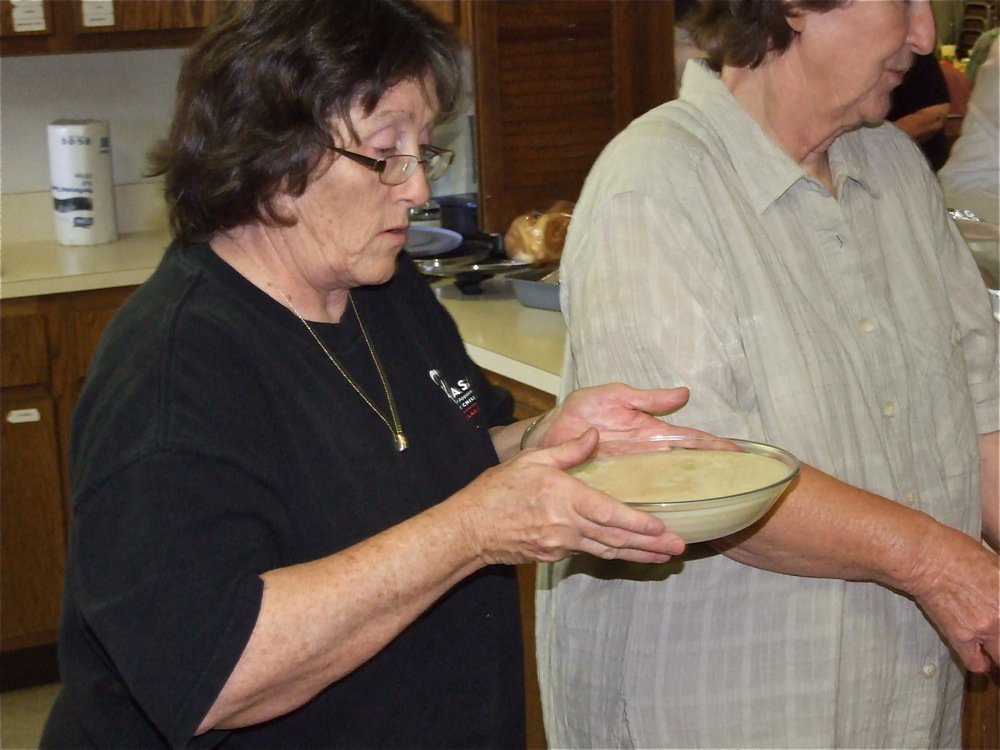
[468,0,675,234]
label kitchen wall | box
[1,48,187,195]
[1,45,476,205]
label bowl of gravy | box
[569,435,800,543]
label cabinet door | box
[470,0,674,234]
[0,392,66,652]
[0,312,50,389]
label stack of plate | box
[404,225,463,257]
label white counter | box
[434,279,565,394]
[1,232,170,299]
[0,233,566,394]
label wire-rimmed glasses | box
[332,144,455,185]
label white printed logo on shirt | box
[429,369,480,419]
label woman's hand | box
[528,383,708,451]
[455,428,686,565]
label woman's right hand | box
[451,428,686,566]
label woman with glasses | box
[41,2,697,747]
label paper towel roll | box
[47,120,119,246]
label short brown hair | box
[686,0,842,71]
[148,0,462,243]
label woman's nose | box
[400,167,431,206]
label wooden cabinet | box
[417,0,460,28]
[468,0,675,234]
[483,369,555,421]
[0,0,229,55]
[1,393,64,648]
[1,305,63,654]
[0,0,465,56]
[0,287,135,687]
[483,370,554,749]
[964,671,1000,750]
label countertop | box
[0,233,566,394]
[1,232,170,299]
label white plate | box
[405,226,463,257]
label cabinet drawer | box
[0,314,50,388]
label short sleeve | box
[562,187,756,438]
[73,452,283,746]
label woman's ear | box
[786,15,807,34]
[785,4,808,34]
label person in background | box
[939,39,1000,223]
[888,51,953,169]
[966,27,999,85]
[673,0,706,97]
[39,2,698,747]
[537,1,998,748]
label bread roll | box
[504,201,574,264]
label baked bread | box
[504,201,574,264]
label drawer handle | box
[6,408,41,424]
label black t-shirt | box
[41,242,523,749]
[888,52,951,171]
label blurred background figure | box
[888,51,954,170]
[673,0,705,97]
[967,27,999,83]
[940,40,1000,222]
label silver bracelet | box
[519,410,549,451]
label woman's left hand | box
[530,383,708,450]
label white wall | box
[1,48,186,195]
[0,44,477,199]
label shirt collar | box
[679,60,879,213]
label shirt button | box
[859,317,877,333]
[882,400,897,417]
[922,663,937,678]
[903,490,917,504]
[951,327,962,345]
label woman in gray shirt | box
[538,1,998,747]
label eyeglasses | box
[332,144,454,186]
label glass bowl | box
[569,435,800,543]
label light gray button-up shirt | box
[537,61,998,749]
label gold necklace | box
[280,291,408,452]
[234,241,407,451]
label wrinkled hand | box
[456,428,686,566]
[908,523,999,672]
[535,383,708,450]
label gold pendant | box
[395,433,408,452]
